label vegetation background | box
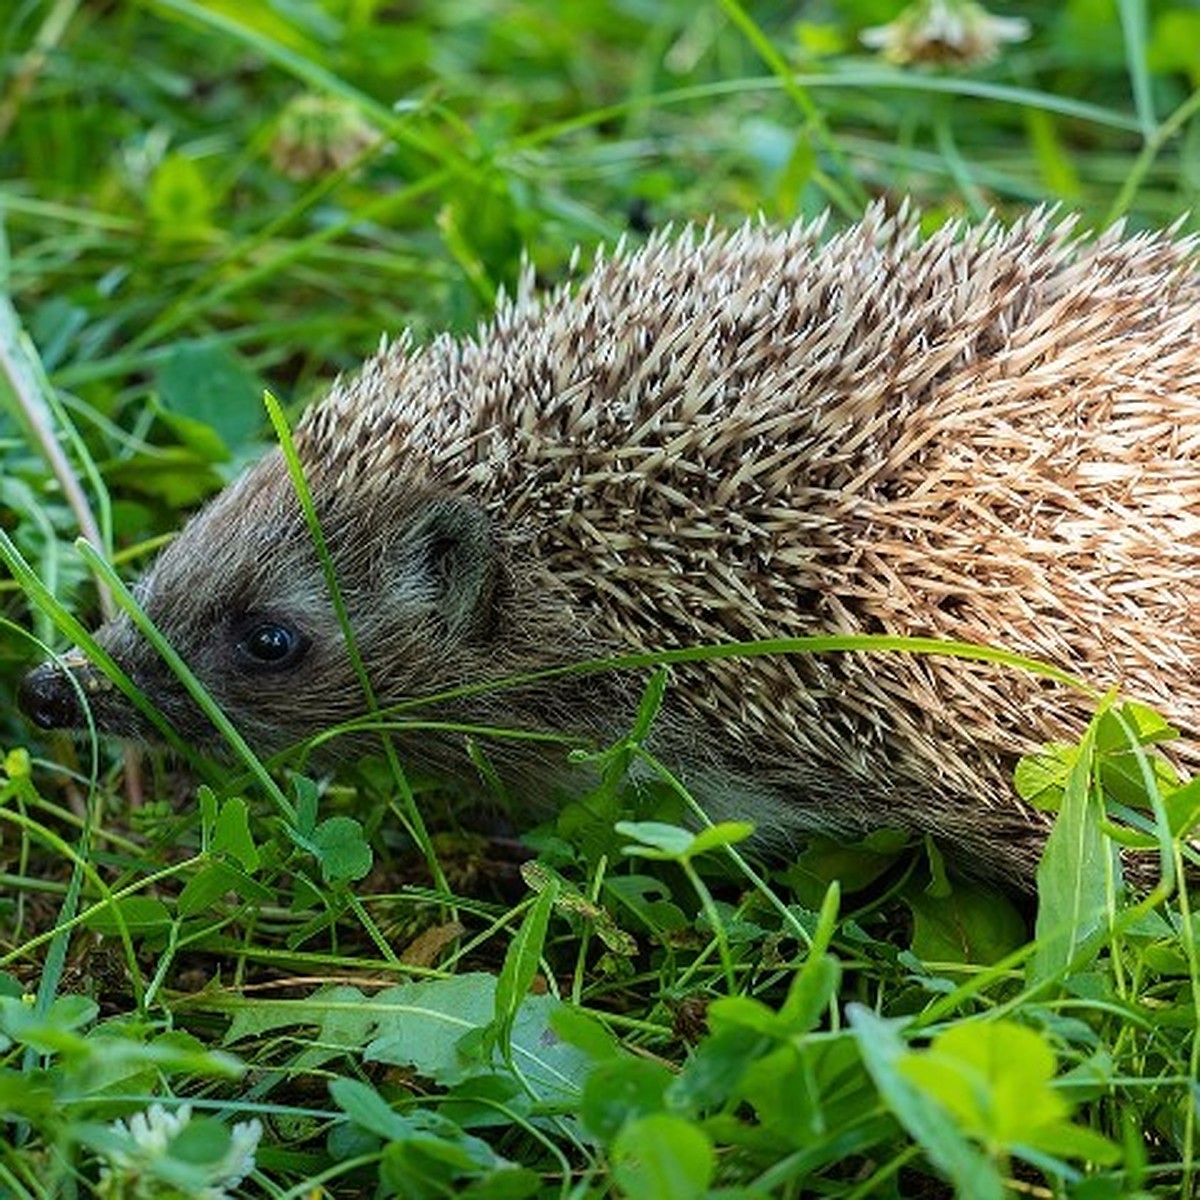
[1,0,1199,1197]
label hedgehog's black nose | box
[18,662,83,730]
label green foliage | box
[898,1019,1121,1166]
[2,711,1200,1196]
[2,0,1200,1196]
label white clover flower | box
[98,1102,263,1199]
[862,0,1030,66]
[270,93,383,180]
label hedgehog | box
[18,205,1200,883]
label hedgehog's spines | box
[31,208,1200,886]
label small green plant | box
[3,653,1199,1195]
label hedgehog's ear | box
[400,497,496,634]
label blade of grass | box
[262,392,454,906]
[1118,0,1155,140]
[716,0,867,216]
[0,220,112,611]
[1106,85,1200,221]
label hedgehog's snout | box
[18,655,106,730]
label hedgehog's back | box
[305,209,1200,846]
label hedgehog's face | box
[18,451,500,758]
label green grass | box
[2,1,1200,1196]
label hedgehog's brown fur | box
[20,205,1200,882]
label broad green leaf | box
[1015,745,1075,812]
[177,861,272,918]
[616,821,696,858]
[582,1058,671,1140]
[548,1005,621,1062]
[738,1033,871,1149]
[292,775,320,838]
[83,896,173,938]
[223,984,379,1091]
[440,1075,527,1130]
[155,340,264,459]
[376,1109,510,1196]
[223,984,372,1046]
[604,874,689,935]
[707,994,786,1037]
[365,976,590,1103]
[611,1113,714,1200]
[0,1001,242,1086]
[1096,701,1177,750]
[379,1137,476,1198]
[169,1117,232,1166]
[493,880,558,1055]
[0,1069,56,1119]
[667,1022,773,1112]
[615,819,752,862]
[212,797,260,871]
[905,880,1027,966]
[312,816,373,884]
[785,832,907,903]
[899,1021,1067,1146]
[198,785,218,836]
[77,1031,243,1093]
[105,449,224,507]
[330,1077,409,1141]
[777,953,840,1034]
[686,821,755,856]
[1164,777,1200,839]
[1032,719,1118,986]
[1032,1121,1121,1163]
[848,1006,1004,1200]
[0,994,98,1044]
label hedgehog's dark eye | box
[236,620,309,670]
